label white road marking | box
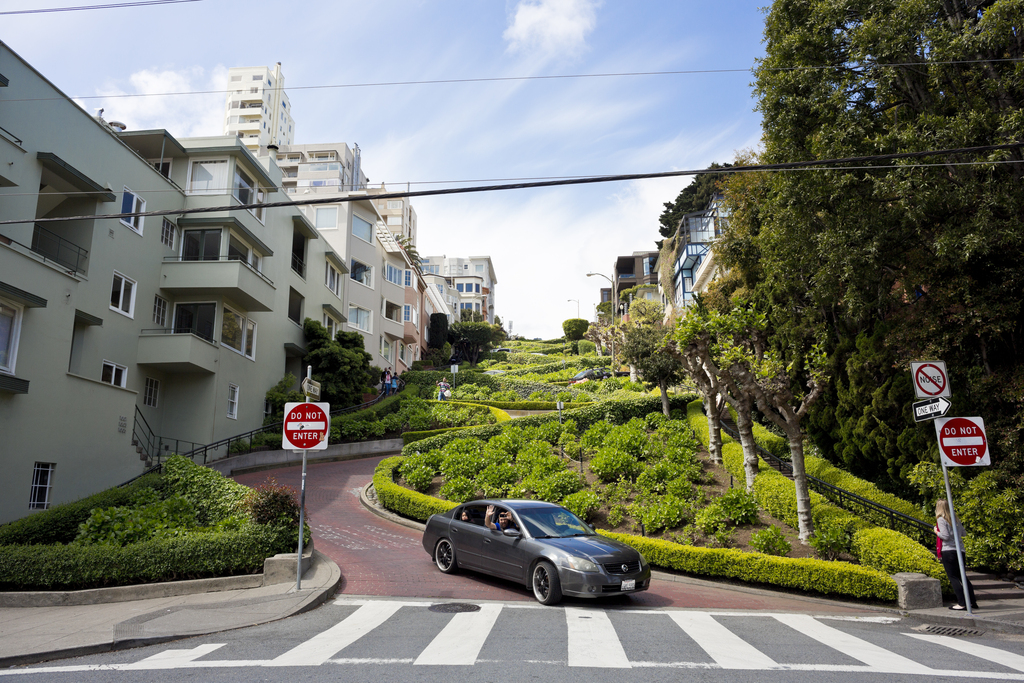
[906,633,1024,672]
[414,603,504,665]
[268,601,404,666]
[667,611,778,669]
[123,644,224,669]
[773,613,933,674]
[565,607,630,668]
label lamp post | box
[567,299,579,318]
[586,272,616,370]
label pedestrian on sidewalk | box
[934,499,978,611]
[384,367,393,396]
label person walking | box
[384,367,393,396]
[934,499,978,611]
[379,368,388,395]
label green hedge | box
[463,400,560,411]
[500,357,611,378]
[599,531,897,601]
[0,524,291,591]
[685,400,947,591]
[0,474,167,546]
[373,457,457,521]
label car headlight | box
[639,555,648,569]
[563,556,599,572]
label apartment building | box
[369,188,417,244]
[419,255,498,323]
[613,251,659,302]
[223,63,295,152]
[275,142,367,196]
[662,194,728,314]
[0,43,346,523]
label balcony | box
[137,329,218,374]
[30,224,90,275]
[161,256,275,311]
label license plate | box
[621,579,635,591]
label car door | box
[450,504,489,571]
[480,508,531,582]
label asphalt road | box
[6,597,1024,682]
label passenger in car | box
[484,505,518,532]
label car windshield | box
[571,370,589,380]
[516,507,595,538]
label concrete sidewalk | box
[0,550,341,668]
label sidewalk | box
[0,550,341,668]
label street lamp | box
[586,272,616,369]
[567,299,579,318]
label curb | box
[0,573,264,608]
[360,482,426,531]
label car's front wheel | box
[434,538,458,574]
[532,561,562,605]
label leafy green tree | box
[619,322,683,417]
[449,321,497,365]
[562,318,589,342]
[303,319,374,408]
[263,374,304,423]
[658,164,732,238]
[428,313,449,350]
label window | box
[315,206,337,230]
[352,214,373,243]
[385,263,402,286]
[386,215,402,226]
[422,264,440,275]
[152,160,171,178]
[399,343,406,363]
[245,319,256,358]
[287,288,304,325]
[160,219,176,249]
[324,313,340,338]
[221,306,245,353]
[228,233,261,271]
[435,284,443,294]
[0,299,23,375]
[456,283,464,292]
[384,300,402,322]
[476,265,484,273]
[349,305,370,332]
[188,159,227,194]
[475,303,481,312]
[233,165,265,222]
[109,272,136,317]
[404,269,412,287]
[182,229,221,261]
[227,383,239,419]
[28,463,55,510]
[380,337,392,362]
[174,302,217,341]
[403,304,411,322]
[143,377,160,407]
[252,75,262,81]
[326,262,341,296]
[153,295,167,326]
[120,187,145,234]
[350,259,372,287]
[101,360,127,387]
[231,75,242,82]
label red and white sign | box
[934,416,990,467]
[283,402,330,451]
[911,361,950,400]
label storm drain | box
[428,602,482,613]
[914,624,985,637]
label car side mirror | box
[503,528,521,538]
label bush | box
[629,495,691,534]
[577,340,596,355]
[751,526,791,556]
[164,455,249,525]
[590,448,643,482]
[246,478,302,527]
[0,474,167,546]
[810,524,853,561]
[373,457,457,522]
[562,490,601,521]
[718,489,759,525]
[74,495,196,546]
[439,476,478,503]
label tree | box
[658,163,732,238]
[395,236,422,270]
[263,374,304,423]
[303,319,374,408]
[428,313,449,350]
[459,308,485,322]
[562,318,589,342]
[448,321,496,365]
[619,321,684,417]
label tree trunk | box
[705,395,723,465]
[630,364,638,382]
[786,425,815,543]
[734,397,759,492]
[659,379,671,417]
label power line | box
[0,0,199,15]
[3,58,1022,103]
[2,143,1020,227]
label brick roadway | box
[234,456,878,614]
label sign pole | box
[295,365,313,591]
[941,463,973,615]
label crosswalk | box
[6,599,1024,678]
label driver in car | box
[484,505,518,532]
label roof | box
[458,499,564,511]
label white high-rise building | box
[223,63,295,152]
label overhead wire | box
[2,142,1021,227]
[0,0,199,15]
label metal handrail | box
[132,406,204,466]
[291,253,306,277]
[178,379,404,465]
[718,420,933,546]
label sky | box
[3,0,768,339]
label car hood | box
[538,535,641,562]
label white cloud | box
[504,0,599,61]
[90,66,228,139]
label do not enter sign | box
[283,402,330,451]
[934,416,990,467]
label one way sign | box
[913,397,951,423]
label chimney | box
[267,144,279,161]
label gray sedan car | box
[422,499,651,604]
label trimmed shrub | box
[74,495,196,546]
[562,490,601,521]
[373,457,457,521]
[718,489,760,525]
[164,455,249,525]
[751,526,792,557]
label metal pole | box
[941,463,973,614]
[296,364,312,591]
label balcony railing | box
[163,254,274,287]
[141,326,217,344]
[29,224,89,275]
[291,253,306,278]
